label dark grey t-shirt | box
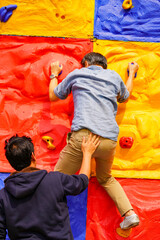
[54,65,129,141]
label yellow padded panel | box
[94,40,160,179]
[0,0,94,38]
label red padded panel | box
[0,35,92,172]
[86,177,160,240]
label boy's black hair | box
[4,135,34,171]
[81,52,107,69]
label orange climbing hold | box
[116,227,132,238]
[122,0,133,9]
[42,136,56,150]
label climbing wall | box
[0,0,160,239]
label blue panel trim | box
[0,173,9,189]
[0,173,10,240]
[67,188,88,240]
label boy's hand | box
[81,133,100,156]
[51,61,63,76]
[128,61,139,76]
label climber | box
[49,52,140,230]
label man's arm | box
[117,61,139,103]
[49,61,63,101]
[125,61,139,96]
[79,133,100,179]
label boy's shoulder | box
[45,171,63,187]
[48,171,61,177]
[48,171,67,180]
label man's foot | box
[120,214,140,230]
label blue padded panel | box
[67,188,88,240]
[94,0,160,42]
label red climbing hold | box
[119,137,134,148]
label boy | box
[0,133,100,240]
[49,52,140,230]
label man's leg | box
[94,137,139,229]
[94,138,132,216]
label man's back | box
[54,65,129,141]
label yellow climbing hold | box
[122,0,133,9]
[116,227,132,238]
[42,136,56,150]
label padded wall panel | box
[94,0,160,42]
[67,189,88,240]
[0,0,94,38]
[94,40,160,179]
[86,177,160,240]
[0,35,92,172]
[0,1,159,240]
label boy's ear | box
[31,152,36,162]
[84,61,89,67]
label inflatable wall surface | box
[1,36,160,179]
[0,0,160,239]
[94,0,160,42]
[0,35,92,172]
[94,40,160,179]
[0,0,94,38]
[86,178,160,240]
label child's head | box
[4,135,35,171]
[81,52,107,69]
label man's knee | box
[97,175,115,186]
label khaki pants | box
[54,129,132,216]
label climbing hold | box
[116,227,132,238]
[119,137,134,148]
[0,5,17,22]
[59,64,63,76]
[0,8,7,22]
[42,136,56,150]
[122,0,133,10]
[127,62,137,78]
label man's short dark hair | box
[4,135,34,171]
[81,52,107,69]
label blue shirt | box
[54,65,129,141]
